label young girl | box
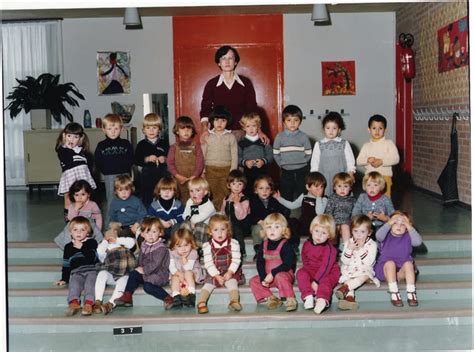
[296,214,340,314]
[324,172,356,244]
[374,211,422,307]
[197,214,243,314]
[147,176,184,240]
[167,116,204,204]
[310,111,355,196]
[201,105,238,209]
[93,223,136,315]
[250,213,297,312]
[55,122,97,219]
[115,217,174,309]
[54,180,103,250]
[168,228,205,308]
[336,215,379,310]
[352,171,395,232]
[221,170,250,258]
[54,216,99,316]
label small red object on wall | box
[437,16,468,73]
[321,61,356,96]
[96,118,102,128]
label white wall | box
[284,12,396,157]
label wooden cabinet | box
[23,128,136,186]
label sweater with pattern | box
[273,129,312,170]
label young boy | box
[201,105,238,209]
[273,105,312,201]
[181,177,216,248]
[238,112,274,197]
[134,113,169,207]
[356,114,400,197]
[95,114,134,226]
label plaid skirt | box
[58,165,97,195]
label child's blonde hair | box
[169,228,198,250]
[261,213,291,240]
[55,122,90,153]
[68,216,92,235]
[143,113,163,130]
[207,214,232,238]
[102,113,124,127]
[153,176,179,199]
[332,172,355,189]
[240,112,261,129]
[253,175,275,192]
[351,215,373,235]
[310,214,336,241]
[140,216,164,234]
[362,171,386,190]
[114,174,135,193]
[389,210,413,227]
[187,177,209,192]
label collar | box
[72,145,82,153]
[367,192,383,201]
[209,128,232,135]
[245,134,260,142]
[216,72,245,88]
[211,238,229,247]
[192,195,210,207]
[370,136,386,143]
[321,136,342,143]
[284,129,300,136]
[146,137,158,144]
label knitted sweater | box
[339,237,379,286]
[109,195,147,226]
[238,136,274,168]
[182,196,216,225]
[134,137,168,167]
[202,129,238,169]
[352,193,395,227]
[61,238,98,283]
[67,200,102,230]
[147,198,184,226]
[324,193,356,225]
[57,146,91,172]
[356,137,400,176]
[138,239,170,286]
[273,129,312,170]
[310,137,356,173]
[94,137,134,175]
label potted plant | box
[5,73,85,129]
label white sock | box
[347,290,355,297]
[314,298,327,314]
[388,282,398,293]
[406,284,416,293]
[188,286,196,294]
[172,291,180,297]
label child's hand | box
[374,211,388,222]
[255,159,264,168]
[372,158,383,168]
[347,239,358,251]
[215,275,225,286]
[157,156,166,164]
[311,281,319,293]
[55,280,66,286]
[161,219,172,229]
[273,190,281,199]
[130,223,140,234]
[145,155,159,163]
[245,160,255,169]
[223,270,234,281]
[367,211,374,219]
[135,266,144,274]
[263,273,273,285]
[401,216,412,230]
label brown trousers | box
[205,165,231,210]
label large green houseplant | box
[5,73,85,124]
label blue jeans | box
[124,270,169,301]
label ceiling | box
[2,3,404,21]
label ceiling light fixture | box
[311,4,330,23]
[124,8,142,29]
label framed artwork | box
[321,61,356,96]
[97,51,131,95]
[437,17,469,73]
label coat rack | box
[413,106,469,121]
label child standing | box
[201,105,238,209]
[55,122,96,219]
[197,214,244,314]
[115,217,174,309]
[93,224,136,315]
[54,216,99,316]
[324,172,356,244]
[310,111,356,196]
[167,116,204,204]
[297,214,340,314]
[181,177,216,248]
[250,213,297,312]
[135,113,169,207]
[273,105,312,201]
[238,112,274,197]
[147,176,184,241]
[352,171,395,232]
[336,215,379,310]
[374,211,422,307]
[94,113,134,226]
[169,228,205,308]
[221,170,250,258]
[55,180,103,250]
[356,114,400,197]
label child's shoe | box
[81,303,93,316]
[92,300,103,314]
[228,289,242,311]
[303,295,315,310]
[389,291,404,307]
[197,302,209,314]
[163,295,174,310]
[65,301,81,316]
[101,302,114,315]
[335,284,349,300]
[186,293,196,307]
[285,297,298,312]
[266,295,282,310]
[407,291,418,307]
[172,295,183,308]
[115,291,133,307]
[337,295,358,310]
[313,298,327,314]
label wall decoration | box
[437,16,468,73]
[321,61,356,96]
[97,51,130,95]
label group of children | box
[53,103,421,316]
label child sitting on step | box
[374,211,422,307]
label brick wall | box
[397,1,470,204]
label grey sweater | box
[273,129,312,170]
[352,193,395,227]
[238,136,274,167]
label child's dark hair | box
[282,104,303,121]
[140,216,165,234]
[368,114,387,129]
[173,115,196,138]
[68,180,93,203]
[351,215,373,234]
[209,105,233,127]
[153,176,179,199]
[55,122,90,152]
[214,45,240,64]
[68,215,92,235]
[305,172,327,189]
[253,174,274,192]
[227,169,247,187]
[322,111,345,131]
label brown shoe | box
[65,302,81,316]
[407,291,418,307]
[197,301,209,314]
[115,291,133,307]
[266,295,282,310]
[285,297,298,312]
[228,300,243,312]
[389,291,404,307]
[92,300,103,314]
[81,303,93,316]
[338,295,359,310]
[335,284,349,300]
[101,302,114,315]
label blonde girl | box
[55,122,96,219]
[168,228,204,308]
[197,214,243,314]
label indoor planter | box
[5,73,85,129]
